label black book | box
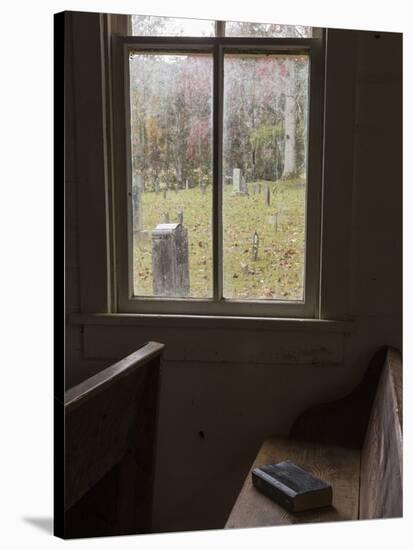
[251,460,332,513]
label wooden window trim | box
[110,34,325,318]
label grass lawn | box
[133,178,305,301]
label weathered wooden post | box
[163,188,167,199]
[132,174,143,232]
[252,231,259,261]
[152,223,190,297]
[265,186,271,206]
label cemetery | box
[128,50,310,301]
[133,174,305,300]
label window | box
[131,14,215,37]
[112,16,324,317]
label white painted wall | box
[64,16,402,532]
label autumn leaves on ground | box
[133,178,305,301]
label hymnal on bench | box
[252,460,332,513]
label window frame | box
[111,33,325,318]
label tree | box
[129,53,213,190]
[281,58,297,179]
[225,21,312,38]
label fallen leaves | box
[132,181,305,299]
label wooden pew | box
[62,341,164,539]
[225,346,402,528]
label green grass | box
[133,179,305,301]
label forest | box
[129,53,309,190]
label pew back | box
[359,347,402,519]
[63,341,164,538]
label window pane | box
[131,14,215,36]
[225,21,313,38]
[223,54,309,301]
[129,53,213,298]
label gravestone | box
[152,223,190,297]
[155,180,160,195]
[132,174,143,232]
[232,168,241,194]
[185,179,189,191]
[177,211,184,225]
[233,169,248,196]
[268,212,279,232]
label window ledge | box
[69,313,354,333]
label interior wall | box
[344,29,402,387]
[64,16,402,533]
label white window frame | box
[111,30,325,318]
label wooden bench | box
[61,341,164,539]
[226,346,402,528]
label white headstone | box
[233,168,241,194]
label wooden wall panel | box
[70,12,110,313]
[82,324,344,365]
[349,30,402,317]
[319,30,358,319]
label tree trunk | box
[282,59,296,179]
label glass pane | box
[129,53,213,298]
[131,14,215,37]
[225,21,313,38]
[223,54,309,301]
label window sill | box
[69,313,354,333]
